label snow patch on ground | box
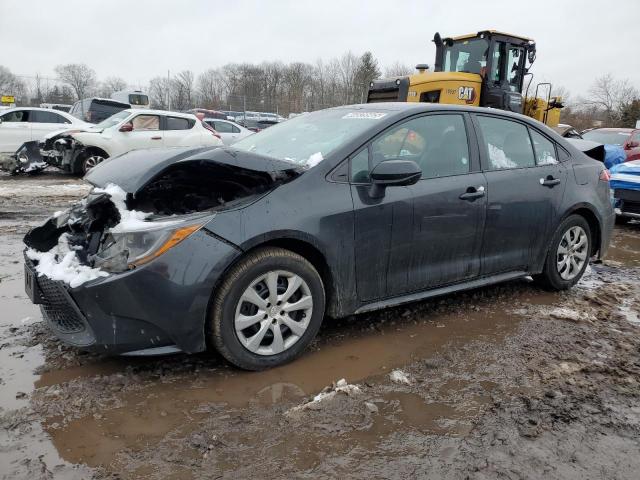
[27,233,109,288]
[285,378,361,414]
[389,369,413,385]
[0,183,91,198]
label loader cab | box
[435,30,536,114]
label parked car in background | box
[24,104,614,369]
[582,128,640,162]
[69,98,131,124]
[0,107,88,155]
[111,90,150,109]
[239,119,279,132]
[39,103,72,113]
[40,109,222,174]
[219,111,244,121]
[188,108,226,120]
[610,159,640,224]
[203,118,252,145]
[552,124,583,139]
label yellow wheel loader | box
[367,30,563,127]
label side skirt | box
[354,271,528,314]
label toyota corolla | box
[23,103,615,370]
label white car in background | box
[0,107,88,154]
[40,109,222,174]
[203,118,253,145]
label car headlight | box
[93,215,211,273]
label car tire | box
[534,214,592,291]
[210,247,325,370]
[77,151,108,175]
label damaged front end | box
[23,146,302,354]
[39,130,88,173]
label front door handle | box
[151,136,162,140]
[459,185,485,201]
[540,176,561,187]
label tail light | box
[599,169,611,182]
[201,121,222,139]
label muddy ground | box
[1,170,639,479]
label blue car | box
[610,160,640,223]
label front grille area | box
[26,258,86,334]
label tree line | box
[1,61,638,127]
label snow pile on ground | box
[389,369,413,385]
[26,233,109,288]
[286,378,361,414]
[305,152,324,169]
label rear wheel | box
[210,247,325,370]
[534,215,592,290]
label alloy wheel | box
[234,270,313,356]
[84,155,105,172]
[556,226,588,280]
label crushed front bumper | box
[24,229,241,354]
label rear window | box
[129,94,149,106]
[165,116,194,130]
[76,99,129,123]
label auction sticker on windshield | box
[342,112,387,120]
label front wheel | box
[210,247,325,370]
[534,215,592,291]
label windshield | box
[443,38,489,74]
[94,110,131,129]
[232,108,388,166]
[582,130,631,146]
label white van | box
[111,90,150,109]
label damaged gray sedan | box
[23,104,615,370]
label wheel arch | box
[73,145,110,174]
[560,204,602,257]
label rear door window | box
[32,110,70,124]
[165,116,194,130]
[476,116,535,170]
[529,130,558,165]
[213,121,234,133]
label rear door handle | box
[151,136,162,140]
[459,185,485,201]
[540,176,561,187]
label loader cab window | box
[507,47,525,91]
[489,42,504,84]
[443,38,488,75]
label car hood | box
[84,146,304,194]
[43,125,103,141]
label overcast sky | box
[2,0,639,99]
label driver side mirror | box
[369,159,421,198]
[119,123,133,132]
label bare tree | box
[98,76,128,97]
[383,62,414,78]
[338,51,359,104]
[0,65,27,101]
[148,76,171,110]
[54,63,97,100]
[171,70,195,110]
[586,74,639,125]
[197,69,226,109]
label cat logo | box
[458,86,476,104]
